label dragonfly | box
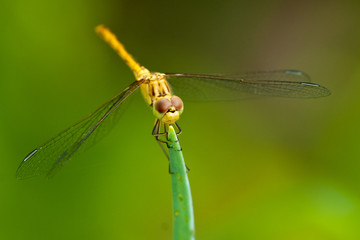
[16,25,331,179]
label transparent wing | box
[16,80,143,179]
[165,70,331,101]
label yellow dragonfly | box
[16,25,331,179]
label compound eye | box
[171,96,183,111]
[155,98,172,114]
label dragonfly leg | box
[152,119,162,136]
[153,119,170,161]
[152,119,181,137]
[152,119,168,143]
[152,119,185,173]
[156,136,169,160]
[174,121,182,135]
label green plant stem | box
[167,126,195,240]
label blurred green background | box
[1,0,360,239]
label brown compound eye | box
[155,98,172,114]
[171,96,183,111]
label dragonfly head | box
[153,96,184,124]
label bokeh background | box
[1,0,360,239]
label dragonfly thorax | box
[139,72,169,104]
